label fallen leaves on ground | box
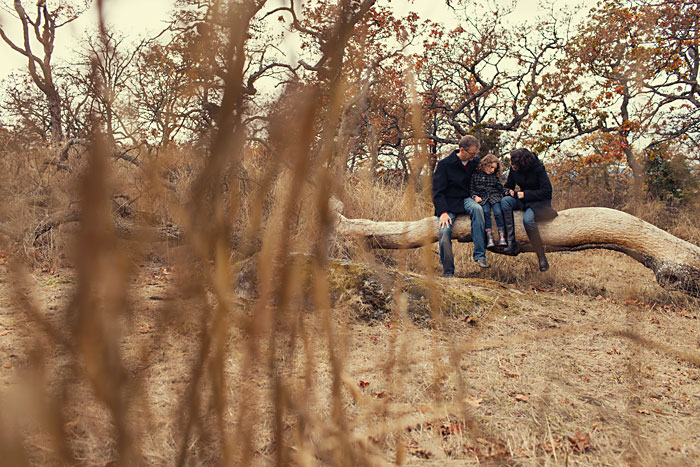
[568,431,592,453]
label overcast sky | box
[0,0,583,81]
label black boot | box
[502,210,520,256]
[527,226,549,272]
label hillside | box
[1,247,698,465]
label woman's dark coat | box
[432,150,480,216]
[503,157,558,221]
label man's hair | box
[477,153,500,173]
[510,148,537,170]
[458,135,480,151]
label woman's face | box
[484,162,498,174]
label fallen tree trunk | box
[331,200,700,298]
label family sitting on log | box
[432,135,558,277]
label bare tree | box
[0,0,87,142]
[416,3,563,151]
[70,31,144,147]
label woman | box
[500,148,558,271]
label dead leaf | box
[440,423,461,436]
[567,431,592,453]
[65,419,79,428]
[465,397,483,407]
[2,363,12,369]
[359,380,370,389]
[407,447,432,459]
[637,409,650,415]
[514,394,529,402]
[0,330,11,336]
[476,437,491,445]
[544,435,563,453]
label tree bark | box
[330,200,700,297]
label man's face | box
[459,145,479,162]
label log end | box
[648,258,700,298]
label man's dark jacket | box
[432,150,480,216]
[503,157,558,221]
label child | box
[470,154,507,248]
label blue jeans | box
[437,199,486,275]
[500,196,536,232]
[483,201,504,231]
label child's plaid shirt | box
[470,171,504,205]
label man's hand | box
[473,195,482,203]
[517,191,525,199]
[438,212,452,229]
[508,190,515,197]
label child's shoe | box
[486,231,495,248]
[498,232,507,246]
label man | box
[432,135,488,277]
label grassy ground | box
[1,245,698,466]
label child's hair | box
[477,153,500,173]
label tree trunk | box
[47,88,64,142]
[624,142,644,214]
[330,200,700,297]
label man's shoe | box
[443,272,454,278]
[476,258,490,268]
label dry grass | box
[2,243,699,465]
